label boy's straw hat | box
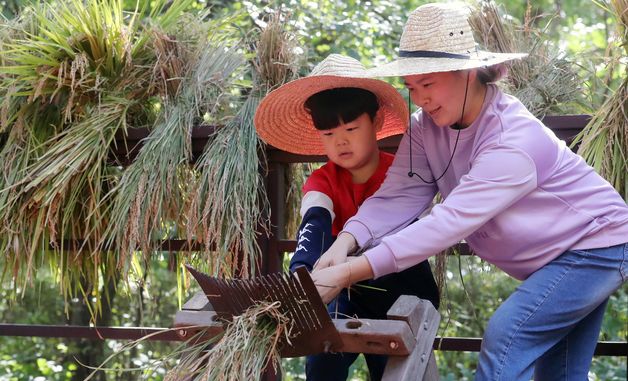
[367,3,527,77]
[254,54,408,155]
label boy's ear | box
[373,109,384,132]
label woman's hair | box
[304,87,379,131]
[476,63,508,84]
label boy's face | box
[318,112,379,173]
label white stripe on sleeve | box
[300,191,335,222]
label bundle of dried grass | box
[104,40,245,263]
[85,300,293,380]
[468,1,584,117]
[185,11,300,278]
[165,301,293,381]
[0,0,196,305]
[0,0,247,310]
[573,0,627,200]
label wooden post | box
[382,295,440,381]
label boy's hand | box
[314,232,357,270]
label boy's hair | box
[305,87,379,131]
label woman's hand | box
[314,232,357,270]
[311,262,351,304]
[311,256,375,304]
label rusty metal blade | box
[185,265,342,357]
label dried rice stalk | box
[185,11,300,278]
[253,11,301,92]
[573,0,628,200]
[165,301,293,381]
[84,301,292,380]
[469,1,584,117]
[104,41,244,265]
[0,0,236,311]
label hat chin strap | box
[407,71,470,183]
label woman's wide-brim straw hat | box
[367,3,527,77]
[254,54,408,155]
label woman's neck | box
[458,82,487,128]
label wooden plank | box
[333,318,416,356]
[0,324,180,341]
[423,352,440,381]
[173,310,223,342]
[181,291,212,311]
[386,295,426,334]
[383,296,441,381]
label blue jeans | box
[476,243,627,381]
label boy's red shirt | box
[302,151,394,236]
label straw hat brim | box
[367,51,527,77]
[254,75,408,155]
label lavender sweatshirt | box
[344,85,628,280]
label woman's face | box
[403,70,472,128]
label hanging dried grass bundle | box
[468,1,584,117]
[0,0,248,311]
[104,41,244,263]
[252,11,301,93]
[0,0,195,305]
[185,11,300,278]
[165,301,293,381]
[573,0,627,200]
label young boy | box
[254,54,440,381]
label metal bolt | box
[423,321,428,330]
[389,341,399,350]
[420,353,426,362]
[178,329,187,337]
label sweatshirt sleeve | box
[289,171,335,272]
[289,205,334,272]
[364,144,538,278]
[343,122,438,248]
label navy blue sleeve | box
[289,206,334,272]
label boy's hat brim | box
[254,54,408,155]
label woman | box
[311,3,628,380]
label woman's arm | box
[364,144,538,278]
[344,118,438,248]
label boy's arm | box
[289,192,335,272]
